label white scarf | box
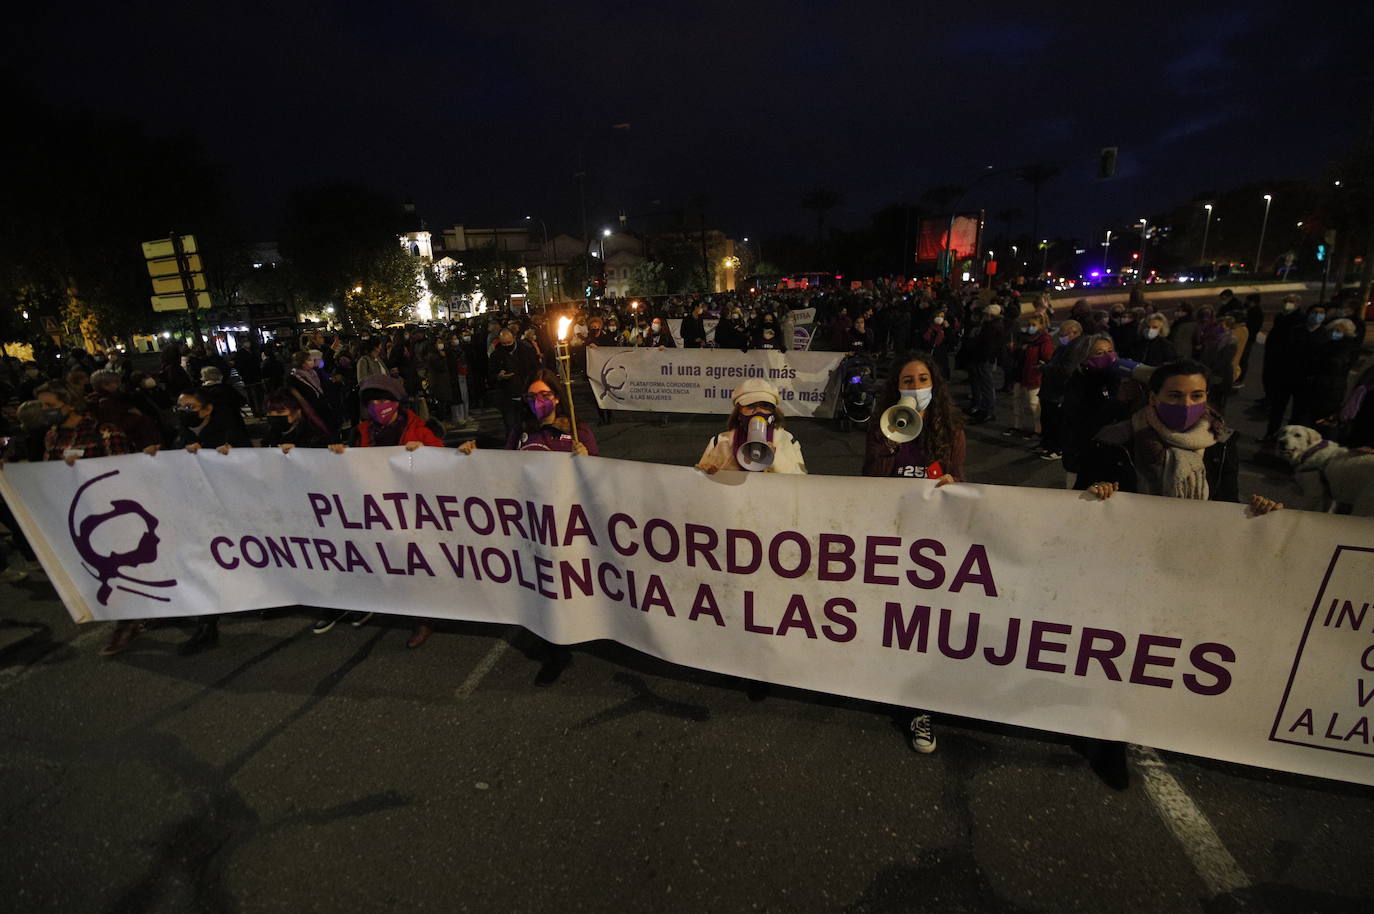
[1134,407,1217,500]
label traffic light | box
[1098,146,1118,180]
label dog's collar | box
[1294,439,1330,466]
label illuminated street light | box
[1138,218,1148,277]
[1200,204,1214,267]
[1256,194,1273,277]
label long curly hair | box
[867,351,962,464]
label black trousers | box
[1266,383,1293,437]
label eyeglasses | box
[524,391,556,402]
[739,402,775,415]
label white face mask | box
[1146,327,1161,340]
[933,316,946,326]
[1332,331,1345,341]
[899,388,934,411]
[1283,301,1297,312]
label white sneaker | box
[0,568,27,584]
[909,712,937,754]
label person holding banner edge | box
[1077,359,1283,512]
[694,377,806,701]
[323,374,445,648]
[693,378,807,475]
[1076,358,1283,788]
[458,370,597,683]
[863,351,966,754]
[142,387,254,655]
[18,384,136,655]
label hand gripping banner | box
[2,447,1373,786]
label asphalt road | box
[1,371,1369,914]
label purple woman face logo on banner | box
[67,470,176,606]
[598,360,628,402]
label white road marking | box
[454,628,516,700]
[1132,745,1251,896]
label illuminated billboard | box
[916,214,981,264]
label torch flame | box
[557,316,572,341]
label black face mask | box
[265,415,291,435]
[175,407,202,425]
[42,408,65,426]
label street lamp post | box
[1200,203,1214,272]
[1039,239,1050,277]
[1101,229,1113,275]
[1137,218,1148,279]
[1255,194,1273,278]
[597,228,611,301]
[525,216,551,309]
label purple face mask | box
[367,401,400,425]
[1084,351,1117,372]
[528,396,557,421]
[1155,400,1207,431]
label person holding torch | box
[456,318,597,683]
[458,316,598,456]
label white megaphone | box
[736,415,776,471]
[880,396,924,443]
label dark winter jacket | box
[1076,413,1240,503]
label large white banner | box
[586,346,843,417]
[3,449,1373,786]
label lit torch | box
[555,315,579,448]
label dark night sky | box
[9,0,1373,245]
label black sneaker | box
[1038,449,1062,460]
[1090,740,1130,790]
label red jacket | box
[358,410,445,448]
[1018,332,1056,389]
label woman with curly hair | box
[863,351,966,483]
[862,351,967,755]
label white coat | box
[697,428,807,474]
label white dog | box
[1277,425,1374,516]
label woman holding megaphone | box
[694,378,807,475]
[694,377,807,703]
[863,352,966,484]
[863,351,967,755]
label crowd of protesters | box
[2,279,1371,785]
